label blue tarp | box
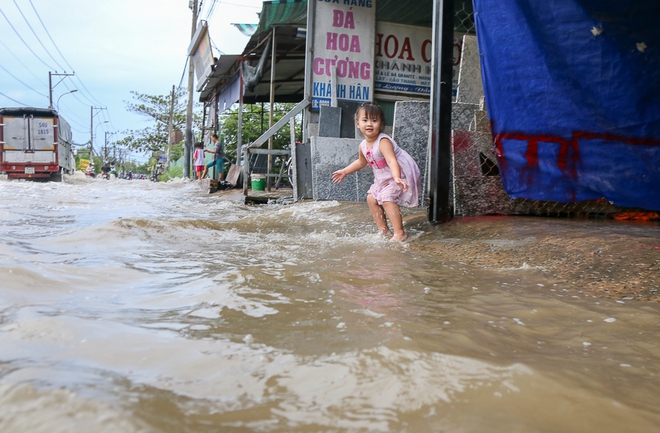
[473,0,660,210]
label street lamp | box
[89,105,107,162]
[104,131,117,161]
[90,120,109,163]
[48,71,74,108]
[55,89,77,111]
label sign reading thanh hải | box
[312,0,376,110]
[374,22,432,96]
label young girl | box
[332,103,421,241]
[193,142,205,180]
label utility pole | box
[105,131,116,161]
[90,106,106,163]
[90,107,94,161]
[48,71,75,109]
[184,0,199,179]
[268,27,277,189]
[428,0,455,222]
[167,85,175,166]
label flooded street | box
[1,175,659,433]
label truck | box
[0,107,75,181]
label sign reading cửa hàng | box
[312,0,376,111]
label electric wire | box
[98,109,119,136]
[0,38,43,83]
[27,0,74,73]
[204,0,219,20]
[70,126,89,136]
[210,37,225,56]
[56,100,92,132]
[0,2,100,120]
[218,1,262,9]
[1,0,111,149]
[178,58,189,88]
[0,6,54,70]
[2,1,252,164]
[26,0,107,110]
[59,82,92,123]
[12,0,67,72]
[0,63,48,99]
[0,91,27,106]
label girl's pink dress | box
[194,148,205,170]
[360,133,421,207]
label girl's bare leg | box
[382,201,407,241]
[367,194,392,236]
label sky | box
[0,0,264,162]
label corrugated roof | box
[249,0,473,40]
[254,0,308,35]
[200,0,474,104]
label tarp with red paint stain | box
[473,0,660,210]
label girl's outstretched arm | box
[332,148,367,183]
[379,138,408,191]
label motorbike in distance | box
[100,162,112,180]
[151,162,164,182]
[85,164,96,178]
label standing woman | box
[202,133,224,180]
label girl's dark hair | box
[355,103,385,124]
[195,142,203,148]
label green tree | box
[120,88,202,157]
[218,103,301,165]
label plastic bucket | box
[251,173,266,191]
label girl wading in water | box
[332,103,421,241]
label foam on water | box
[1,178,660,432]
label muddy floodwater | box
[1,175,659,433]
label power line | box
[0,63,48,98]
[26,0,107,110]
[178,58,189,89]
[58,106,91,132]
[98,109,118,135]
[26,0,94,106]
[27,0,74,72]
[204,0,219,20]
[0,3,88,111]
[55,83,99,133]
[209,36,225,56]
[0,91,27,106]
[0,38,43,83]
[108,119,119,135]
[218,1,262,9]
[71,76,106,109]
[12,0,66,71]
[61,82,89,114]
[0,6,54,70]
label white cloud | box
[0,0,263,158]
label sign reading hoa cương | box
[312,0,376,110]
[374,22,432,96]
